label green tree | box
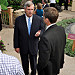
[56,0,59,3]
[7,0,22,10]
[21,0,27,7]
[0,0,8,10]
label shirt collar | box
[43,4,46,9]
[25,14,33,19]
[25,14,33,27]
[44,4,46,6]
[43,4,46,8]
[46,23,56,30]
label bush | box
[0,0,8,10]
[7,0,22,10]
[65,34,75,57]
[57,18,75,28]
[56,18,75,57]
[56,0,72,6]
[33,0,42,5]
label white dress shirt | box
[50,0,56,3]
[25,14,33,27]
[0,50,25,75]
[43,4,46,9]
[46,23,56,30]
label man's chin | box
[26,14,33,17]
[29,14,33,17]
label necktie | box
[28,18,31,35]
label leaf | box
[0,0,8,10]
[1,4,8,10]
[57,19,75,57]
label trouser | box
[59,0,62,7]
[20,53,37,75]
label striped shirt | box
[0,50,25,75]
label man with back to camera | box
[14,1,45,75]
[37,7,66,75]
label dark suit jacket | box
[43,4,49,9]
[59,0,63,6]
[14,14,45,55]
[37,24,66,75]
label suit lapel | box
[22,14,35,36]
[22,14,27,27]
[22,14,29,35]
[46,24,57,33]
[30,15,35,35]
[22,15,36,36]
[47,24,57,30]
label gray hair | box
[24,1,34,9]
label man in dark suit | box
[59,0,63,8]
[64,0,68,10]
[59,0,68,10]
[37,7,66,75]
[14,1,44,75]
[42,0,49,9]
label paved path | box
[59,55,75,75]
[0,7,75,75]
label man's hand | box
[35,30,41,37]
[15,48,20,53]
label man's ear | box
[45,18,51,25]
[24,9,26,13]
[24,9,25,11]
[46,18,49,22]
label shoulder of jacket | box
[16,14,25,20]
[33,14,41,19]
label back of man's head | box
[44,7,59,23]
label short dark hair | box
[44,7,59,23]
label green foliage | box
[56,0,59,3]
[57,18,75,28]
[33,0,42,4]
[56,0,72,6]
[0,0,8,10]
[65,34,75,57]
[68,1,72,6]
[0,40,6,52]
[56,18,75,57]
[7,0,22,10]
